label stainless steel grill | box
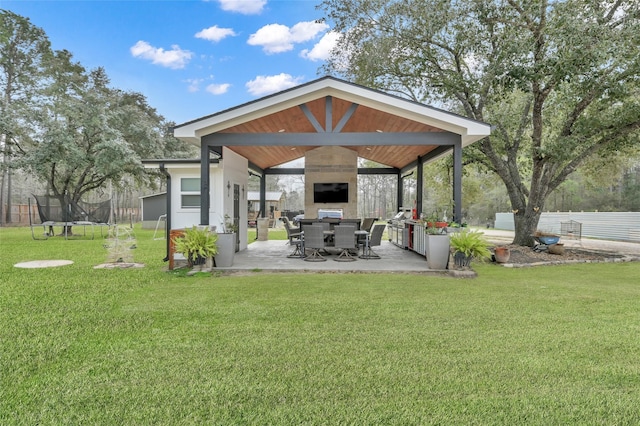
[388,211,411,248]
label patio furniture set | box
[282,217,385,262]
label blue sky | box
[3,0,340,124]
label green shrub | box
[172,226,218,264]
[449,230,492,260]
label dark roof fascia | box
[248,161,264,177]
[264,168,305,175]
[139,192,167,199]
[357,167,399,175]
[261,167,399,176]
[142,158,219,165]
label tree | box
[15,64,160,230]
[10,48,180,231]
[1,11,201,228]
[0,10,51,224]
[321,0,640,245]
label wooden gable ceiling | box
[218,97,447,170]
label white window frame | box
[180,177,201,209]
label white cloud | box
[216,0,266,15]
[195,25,237,42]
[185,78,204,92]
[130,40,193,69]
[206,83,231,95]
[300,31,341,62]
[245,73,303,96]
[247,21,329,54]
[289,21,329,43]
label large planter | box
[494,246,511,263]
[425,234,450,270]
[215,232,236,267]
[453,251,472,268]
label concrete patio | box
[178,228,639,275]
[213,239,447,275]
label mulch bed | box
[494,244,630,267]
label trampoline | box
[29,195,112,240]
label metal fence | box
[495,211,640,243]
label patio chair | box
[357,218,375,247]
[282,216,297,231]
[314,221,330,231]
[360,217,376,233]
[303,225,327,262]
[283,217,304,258]
[333,225,357,262]
[360,223,386,259]
[311,221,331,247]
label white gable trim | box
[173,77,491,147]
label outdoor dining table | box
[355,230,370,257]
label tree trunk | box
[512,207,541,247]
[0,167,5,226]
[5,169,11,224]
[0,133,6,226]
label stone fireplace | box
[304,146,357,218]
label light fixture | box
[227,181,231,197]
[278,129,286,133]
[375,129,383,133]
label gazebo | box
[173,76,491,231]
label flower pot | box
[427,222,448,229]
[215,232,236,267]
[425,234,450,270]
[548,243,565,255]
[453,251,472,268]
[494,246,511,263]
[190,255,207,267]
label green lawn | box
[1,226,639,424]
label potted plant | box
[172,226,219,269]
[425,218,450,270]
[215,214,237,267]
[449,230,492,268]
[446,221,468,234]
[494,246,511,263]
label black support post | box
[416,156,424,217]
[397,173,403,212]
[259,175,266,218]
[453,137,462,223]
[200,143,210,226]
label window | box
[181,178,200,208]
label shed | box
[247,191,284,222]
[139,192,166,229]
